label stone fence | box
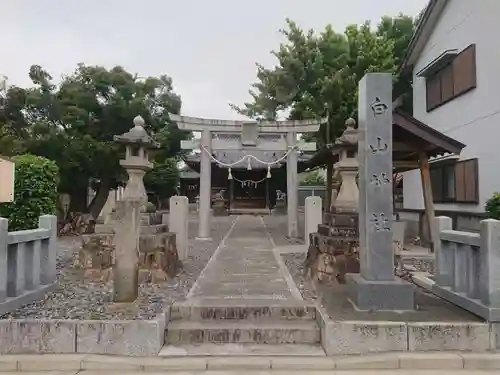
[432,216,500,321]
[0,215,57,315]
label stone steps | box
[166,320,320,344]
[159,343,326,356]
[170,300,316,321]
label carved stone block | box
[75,231,181,283]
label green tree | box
[485,192,500,220]
[0,154,59,230]
[234,15,417,143]
[144,158,180,206]
[0,79,28,156]
[233,15,417,208]
[300,170,326,186]
[4,64,189,219]
[377,14,417,113]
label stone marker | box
[169,195,189,260]
[305,196,322,241]
[346,73,414,310]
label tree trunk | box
[67,185,89,219]
[88,181,112,220]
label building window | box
[430,158,479,204]
[426,44,476,112]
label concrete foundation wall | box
[0,311,168,356]
[2,304,497,356]
[317,305,496,355]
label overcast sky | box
[1,0,427,120]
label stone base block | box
[76,314,166,356]
[346,273,415,311]
[322,321,407,355]
[432,284,500,321]
[0,320,76,354]
[408,322,490,352]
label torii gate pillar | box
[198,129,212,240]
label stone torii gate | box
[169,114,323,240]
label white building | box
[398,0,498,233]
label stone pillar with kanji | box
[346,73,414,311]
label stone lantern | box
[113,115,158,205]
[332,118,359,212]
[111,115,159,302]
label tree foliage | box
[485,192,500,220]
[233,15,417,148]
[144,158,180,205]
[300,169,326,186]
[0,154,59,230]
[0,64,188,219]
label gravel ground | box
[282,252,319,301]
[1,216,236,320]
[261,214,317,301]
[262,214,305,246]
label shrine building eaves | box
[168,113,326,133]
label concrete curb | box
[2,352,500,371]
[0,308,170,356]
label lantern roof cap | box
[332,118,358,150]
[114,115,159,148]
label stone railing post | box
[433,216,453,287]
[305,196,322,241]
[38,215,57,285]
[479,218,500,308]
[0,218,7,302]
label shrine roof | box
[307,109,466,172]
[179,165,200,179]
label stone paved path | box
[187,216,298,300]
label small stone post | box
[169,196,189,261]
[305,196,322,241]
[112,116,157,302]
[346,73,414,311]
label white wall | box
[404,0,500,213]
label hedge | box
[0,154,59,231]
